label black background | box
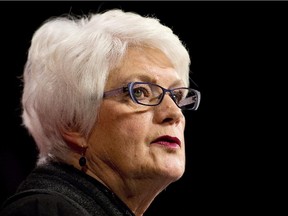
[0,1,286,215]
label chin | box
[172,170,185,182]
[161,165,185,182]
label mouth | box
[151,135,181,148]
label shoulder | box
[0,191,88,216]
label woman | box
[1,9,200,216]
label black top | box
[0,161,135,216]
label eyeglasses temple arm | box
[103,87,128,98]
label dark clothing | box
[0,161,135,216]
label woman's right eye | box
[133,87,149,99]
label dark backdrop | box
[0,1,286,215]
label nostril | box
[162,117,174,124]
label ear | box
[61,130,87,153]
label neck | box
[68,155,176,216]
[84,161,174,215]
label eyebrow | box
[121,74,156,83]
[121,73,185,87]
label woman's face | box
[87,47,186,184]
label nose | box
[154,93,184,125]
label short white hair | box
[21,9,191,165]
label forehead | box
[106,47,182,88]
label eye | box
[172,89,185,103]
[133,86,151,100]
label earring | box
[79,145,87,167]
[79,156,86,167]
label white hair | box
[21,9,191,165]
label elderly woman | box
[0,9,200,216]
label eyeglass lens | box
[130,82,199,110]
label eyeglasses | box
[103,82,201,110]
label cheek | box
[93,102,151,146]
[88,104,153,169]
[111,117,152,149]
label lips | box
[151,135,181,147]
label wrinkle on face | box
[86,46,186,194]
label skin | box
[65,46,186,216]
